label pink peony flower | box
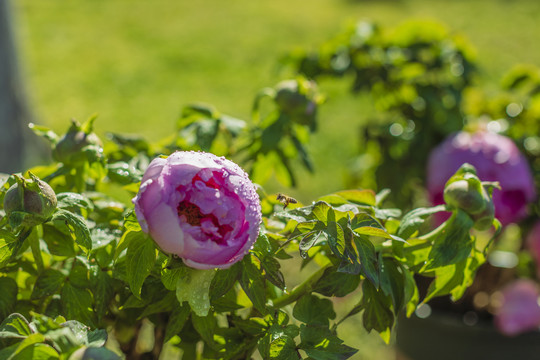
[494,279,540,336]
[427,131,536,225]
[132,151,262,269]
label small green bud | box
[3,173,57,227]
[273,78,323,129]
[444,179,485,215]
[53,118,103,166]
[443,175,495,231]
[471,199,495,231]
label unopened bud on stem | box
[3,173,57,227]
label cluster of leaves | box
[167,76,325,187]
[283,19,540,327]
[0,108,499,359]
[284,19,477,207]
[0,313,117,359]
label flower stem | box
[271,262,332,309]
[29,229,44,272]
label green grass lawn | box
[13,0,540,203]
[11,1,540,358]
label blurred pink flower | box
[494,279,540,336]
[527,221,540,277]
[427,131,536,225]
[133,151,262,269]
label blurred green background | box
[11,1,540,358]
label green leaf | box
[138,292,177,319]
[268,334,297,359]
[230,317,268,336]
[0,333,58,360]
[334,189,377,206]
[51,209,92,251]
[90,228,117,251]
[28,313,62,334]
[353,235,379,288]
[252,233,286,290]
[378,256,405,312]
[299,230,324,258]
[277,201,333,224]
[68,257,91,289]
[260,257,285,291]
[0,230,18,268]
[126,232,157,298]
[176,267,216,317]
[210,263,241,301]
[70,347,119,360]
[192,313,220,351]
[313,267,360,297]
[87,330,108,348]
[290,132,314,172]
[0,277,17,321]
[397,205,446,239]
[351,213,404,241]
[299,325,357,360]
[89,268,115,322]
[28,123,59,144]
[0,313,33,338]
[31,269,66,300]
[424,211,474,270]
[239,255,267,314]
[325,219,346,260]
[402,264,420,317]
[56,192,93,212]
[259,323,299,360]
[293,295,336,326]
[61,283,95,327]
[123,211,142,232]
[361,281,394,344]
[42,225,76,257]
[312,201,333,222]
[114,228,138,260]
[164,304,190,343]
[161,265,185,291]
[424,249,485,303]
[42,327,80,353]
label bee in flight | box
[276,193,298,209]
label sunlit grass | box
[14,0,540,202]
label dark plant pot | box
[396,310,540,360]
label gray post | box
[0,0,30,173]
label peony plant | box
[0,103,501,359]
[285,16,540,342]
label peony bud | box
[274,78,322,129]
[427,131,536,225]
[132,151,262,269]
[443,176,495,231]
[494,279,540,336]
[3,173,57,227]
[53,119,103,166]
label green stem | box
[75,165,86,193]
[271,263,332,309]
[30,229,44,272]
